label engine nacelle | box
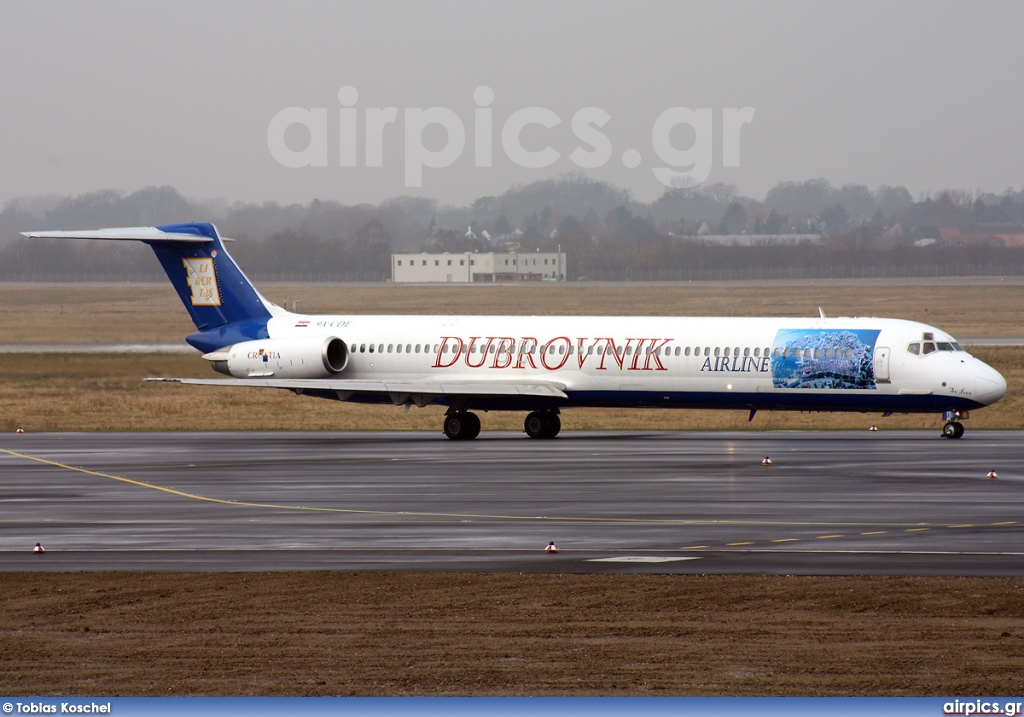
[207,336,348,379]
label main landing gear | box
[942,421,965,440]
[441,409,561,440]
[524,410,561,439]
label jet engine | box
[206,336,348,379]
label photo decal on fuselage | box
[771,328,879,390]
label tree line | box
[3,178,1024,280]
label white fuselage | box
[255,312,1005,414]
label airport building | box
[391,251,567,283]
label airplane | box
[23,222,1007,440]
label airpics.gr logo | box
[182,257,221,307]
[267,85,754,189]
[943,700,1023,716]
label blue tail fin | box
[23,222,280,353]
[149,223,278,352]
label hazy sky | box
[1,1,1022,208]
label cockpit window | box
[936,342,954,351]
[952,342,964,351]
[922,342,937,354]
[907,342,920,355]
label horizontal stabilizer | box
[21,227,213,243]
[148,377,568,399]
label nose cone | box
[976,364,1007,406]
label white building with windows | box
[391,251,567,283]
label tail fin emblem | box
[182,257,222,306]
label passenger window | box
[813,348,820,358]
[387,344,393,353]
[369,344,375,353]
[704,347,710,357]
[922,342,937,354]
[406,344,412,353]
[773,348,781,357]
[433,344,439,353]
[415,345,420,353]
[733,347,740,357]
[908,343,920,355]
[804,348,812,359]
[378,344,384,353]
[397,345,403,353]
[359,344,366,353]
[744,347,751,357]
[684,347,690,356]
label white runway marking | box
[587,556,702,563]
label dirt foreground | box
[2,573,1022,696]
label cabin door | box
[874,347,890,383]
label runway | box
[1,430,1023,575]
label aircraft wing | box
[147,377,568,402]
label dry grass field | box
[3,573,1023,696]
[2,280,1023,342]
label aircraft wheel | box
[444,412,480,440]
[543,413,561,438]
[524,411,546,438]
[942,421,964,439]
[463,412,481,440]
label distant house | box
[882,223,904,241]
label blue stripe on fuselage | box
[291,388,982,415]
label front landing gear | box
[525,411,561,439]
[942,421,965,439]
[444,411,481,440]
[941,409,967,439]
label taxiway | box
[1,431,1022,574]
